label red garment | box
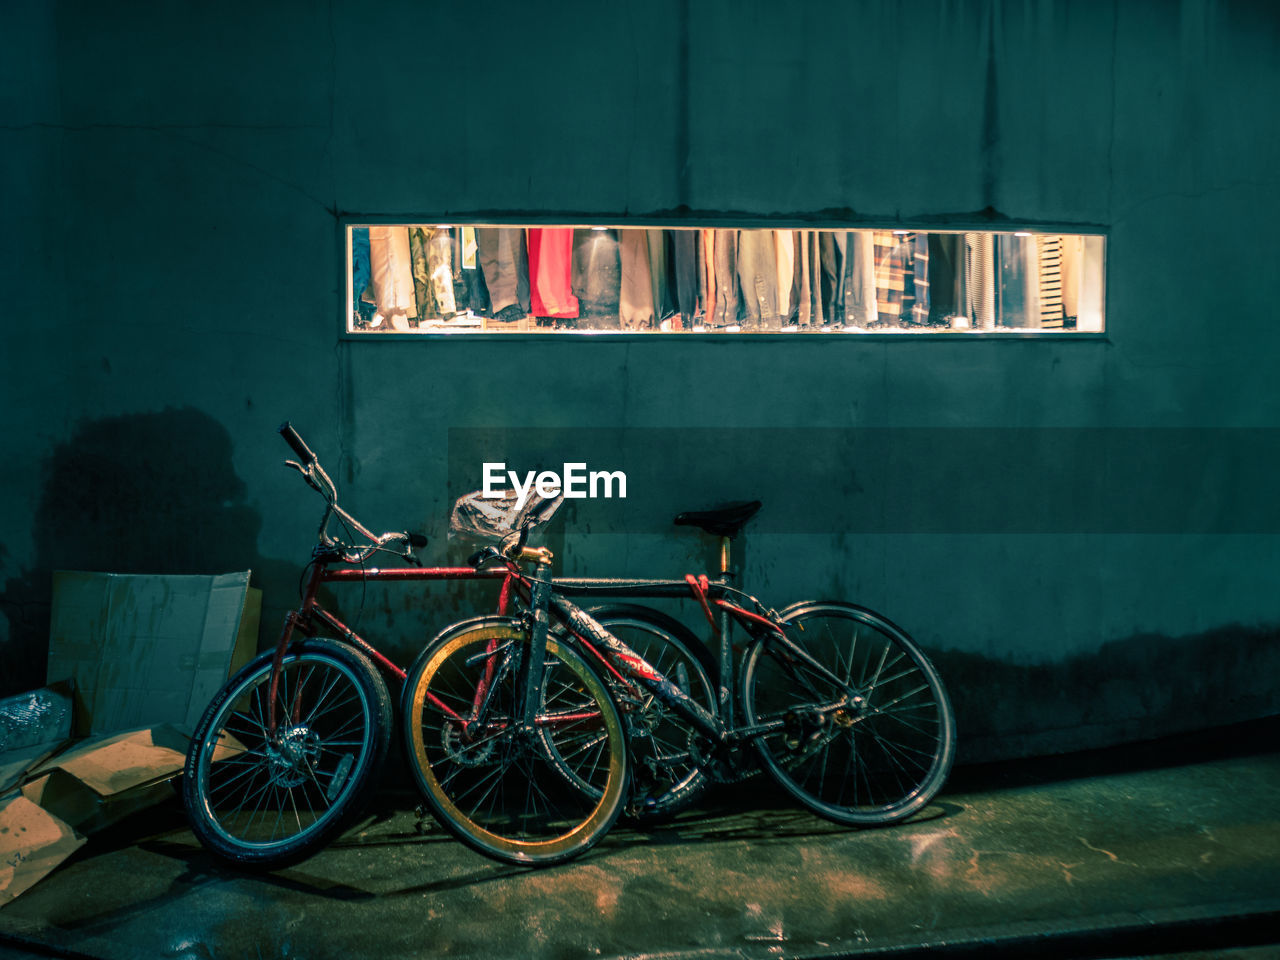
[527,228,580,318]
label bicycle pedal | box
[413,805,433,835]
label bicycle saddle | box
[672,500,762,539]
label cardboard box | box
[46,571,260,736]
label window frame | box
[337,215,1109,342]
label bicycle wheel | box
[402,617,628,866]
[739,601,955,826]
[580,604,717,823]
[183,638,392,867]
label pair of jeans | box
[737,230,780,328]
[704,229,739,326]
[448,228,491,316]
[571,229,621,327]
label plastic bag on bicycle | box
[448,489,564,544]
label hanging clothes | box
[369,226,418,323]
[996,233,1040,328]
[646,229,673,322]
[774,231,796,323]
[453,227,490,317]
[1059,234,1083,323]
[1036,235,1065,327]
[619,229,656,329]
[737,230,779,328]
[571,229,621,328]
[794,230,812,325]
[908,233,930,324]
[667,229,701,324]
[794,230,824,325]
[475,227,530,318]
[966,232,996,329]
[707,229,739,325]
[819,231,846,324]
[873,231,919,325]
[926,233,962,323]
[701,229,717,326]
[409,227,433,318]
[528,228,579,319]
[842,230,877,327]
[351,227,371,311]
[409,227,458,320]
[428,228,456,318]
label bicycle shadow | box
[612,798,963,850]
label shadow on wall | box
[0,407,293,697]
[938,622,1280,763]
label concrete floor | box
[0,720,1277,960]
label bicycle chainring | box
[441,722,498,767]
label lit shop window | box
[345,225,1105,335]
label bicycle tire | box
[401,616,629,866]
[578,604,717,823]
[739,601,955,826]
[183,638,392,867]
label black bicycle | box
[401,492,956,865]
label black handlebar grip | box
[278,422,316,464]
[408,533,428,549]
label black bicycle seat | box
[672,500,762,539]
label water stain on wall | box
[0,407,293,697]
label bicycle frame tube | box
[712,573,735,728]
[266,560,515,733]
[549,576,865,744]
[549,594,723,742]
[516,560,553,729]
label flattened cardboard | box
[29,725,189,797]
[0,795,84,907]
[20,771,172,836]
[47,571,257,736]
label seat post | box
[719,535,731,576]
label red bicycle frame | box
[265,561,513,731]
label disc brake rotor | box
[268,725,321,788]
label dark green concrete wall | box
[3,0,1279,760]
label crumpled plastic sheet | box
[449,489,564,544]
[0,687,72,755]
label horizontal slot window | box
[345,225,1105,335]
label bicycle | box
[184,425,683,867]
[402,491,956,866]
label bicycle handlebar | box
[277,422,427,563]
[278,421,316,465]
